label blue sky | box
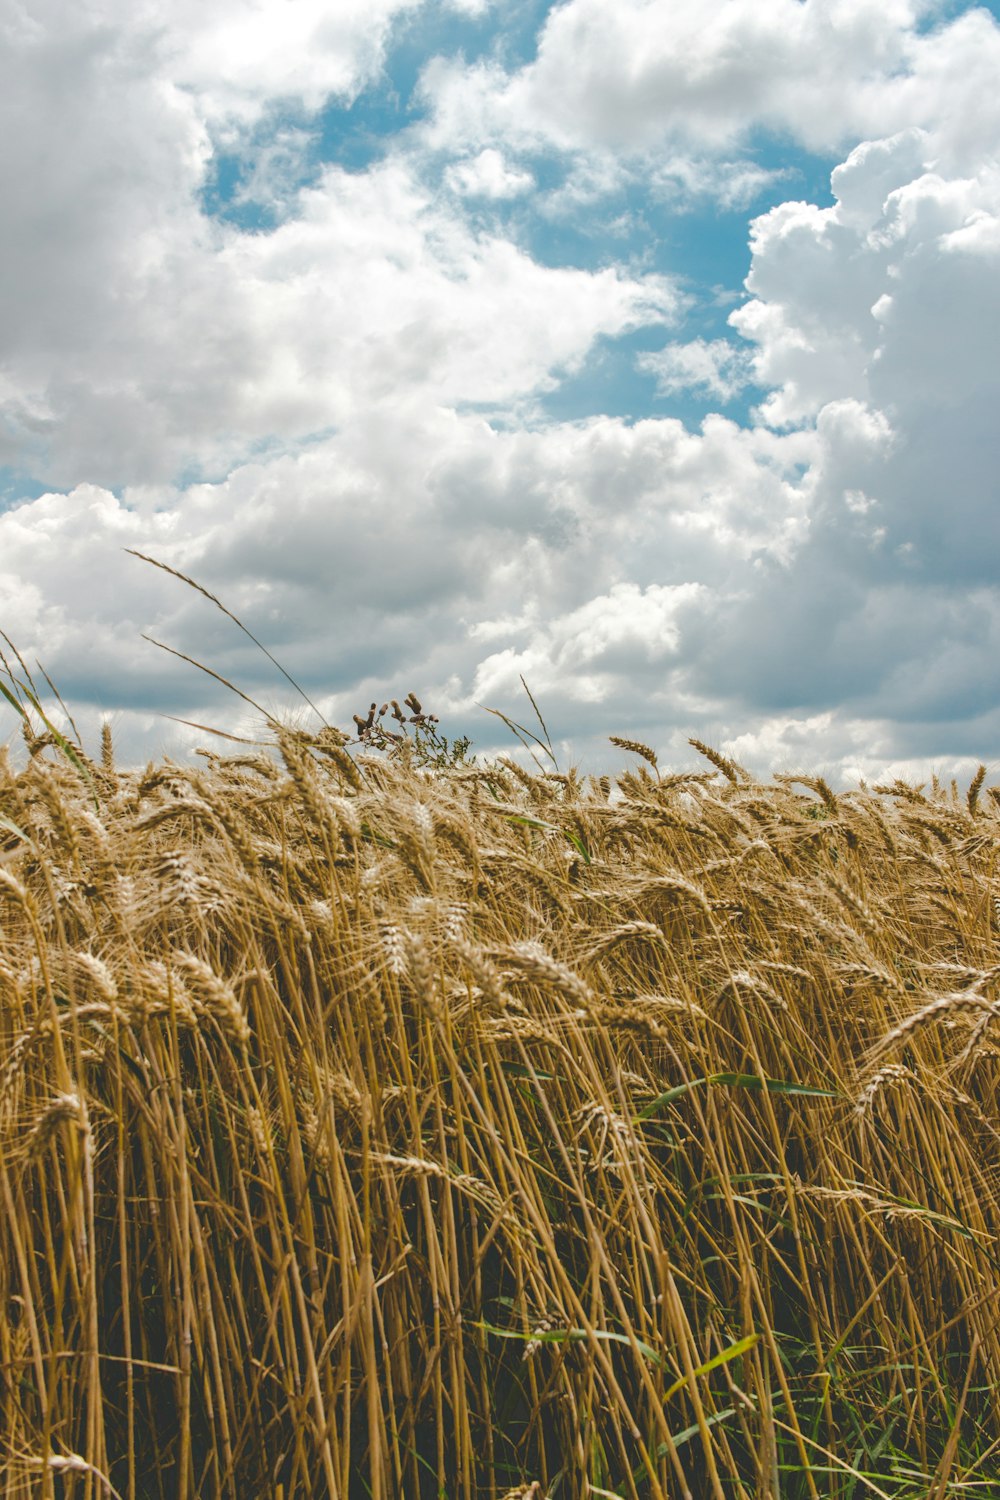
[2,0,1000,783]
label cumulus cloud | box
[731,129,1000,573]
[420,0,1000,167]
[0,400,816,767]
[0,87,678,488]
[157,0,424,120]
[691,119,1000,766]
[2,0,999,791]
[471,581,707,706]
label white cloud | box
[639,339,756,403]
[444,147,533,198]
[0,401,816,768]
[471,581,707,704]
[649,157,791,211]
[726,134,1000,449]
[682,122,1000,760]
[441,0,491,16]
[419,0,1000,181]
[2,0,1000,792]
[525,150,789,223]
[0,91,678,487]
[157,0,424,120]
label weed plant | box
[3,605,1000,1497]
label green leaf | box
[505,813,591,864]
[0,813,30,844]
[668,1406,738,1450]
[708,1072,842,1098]
[636,1077,708,1119]
[634,1405,740,1478]
[359,822,397,849]
[496,1060,556,1081]
[0,679,28,720]
[636,1072,841,1121]
[562,828,592,864]
[479,1321,665,1369]
[30,700,100,810]
[663,1332,760,1402]
[863,1190,985,1242]
[5,674,100,811]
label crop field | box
[3,679,1000,1497]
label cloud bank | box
[2,0,999,785]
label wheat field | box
[3,688,1000,1497]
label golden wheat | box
[3,733,1000,1498]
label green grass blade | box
[667,1407,738,1451]
[479,1321,665,1368]
[12,679,101,810]
[496,1060,557,1081]
[0,813,30,843]
[637,1073,840,1121]
[707,1072,843,1099]
[663,1332,760,1402]
[634,1406,740,1480]
[562,827,592,863]
[505,812,592,863]
[635,1077,709,1119]
[0,678,28,720]
[505,813,551,832]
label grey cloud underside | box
[1,0,999,785]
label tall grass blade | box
[127,548,329,726]
[662,1332,760,1402]
[637,1073,841,1121]
[141,634,278,724]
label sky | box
[2,0,1000,784]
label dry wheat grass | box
[3,726,1000,1497]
